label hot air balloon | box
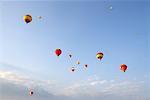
[55,49,62,56]
[69,54,72,58]
[71,67,75,72]
[38,16,42,19]
[120,64,127,72]
[84,64,88,68]
[24,15,32,23]
[77,61,80,65]
[96,52,103,60]
[29,90,33,96]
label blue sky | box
[0,0,149,100]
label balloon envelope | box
[77,61,80,65]
[96,52,103,60]
[55,49,62,56]
[71,67,75,72]
[38,16,42,19]
[24,15,32,23]
[69,54,72,58]
[120,64,127,72]
[29,90,33,96]
[84,64,88,68]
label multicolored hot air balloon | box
[55,49,62,56]
[120,64,127,72]
[24,15,32,23]
[29,90,33,96]
[96,52,104,60]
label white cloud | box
[60,75,149,99]
[0,71,57,94]
[0,71,149,100]
[110,80,115,83]
[90,80,107,86]
[0,71,35,87]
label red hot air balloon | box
[55,49,62,56]
[120,64,127,72]
[29,90,33,96]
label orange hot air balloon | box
[29,90,33,96]
[55,49,62,56]
[120,64,127,72]
[96,52,104,60]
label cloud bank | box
[0,70,149,100]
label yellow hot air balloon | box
[96,52,103,60]
[24,15,32,23]
[77,61,80,65]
